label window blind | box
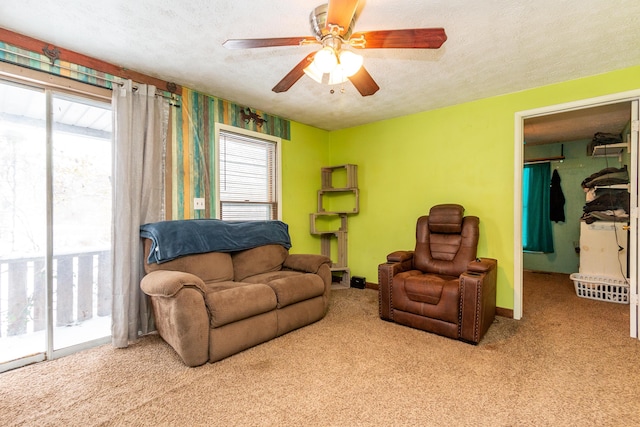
[218,130,277,220]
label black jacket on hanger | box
[550,169,565,222]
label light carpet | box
[2,271,639,426]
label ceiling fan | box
[223,0,447,96]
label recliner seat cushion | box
[266,274,325,308]
[392,271,460,324]
[241,270,302,284]
[205,282,277,328]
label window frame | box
[214,123,282,221]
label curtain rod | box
[524,156,565,165]
[0,46,180,106]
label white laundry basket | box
[569,273,629,304]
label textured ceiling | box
[1,0,640,132]
[524,102,632,146]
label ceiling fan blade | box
[223,37,317,49]
[326,0,359,34]
[348,66,380,97]
[272,52,316,93]
[351,28,447,49]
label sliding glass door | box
[0,82,47,364]
[0,80,112,371]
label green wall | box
[324,64,640,311]
[281,122,330,255]
[2,31,638,313]
[522,140,629,274]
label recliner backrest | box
[413,204,479,277]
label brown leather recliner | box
[378,204,497,344]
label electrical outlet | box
[194,198,205,210]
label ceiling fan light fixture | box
[304,47,363,86]
[313,46,338,73]
[327,66,349,85]
[303,60,324,83]
[338,50,363,77]
[304,58,350,85]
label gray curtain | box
[111,80,168,348]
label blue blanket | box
[140,219,292,264]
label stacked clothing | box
[581,165,629,188]
[580,165,629,224]
[586,132,623,156]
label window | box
[216,126,281,220]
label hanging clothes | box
[550,169,565,222]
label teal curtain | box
[523,162,554,253]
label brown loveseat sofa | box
[139,220,332,367]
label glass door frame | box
[0,66,113,372]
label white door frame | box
[629,100,639,337]
[514,90,640,338]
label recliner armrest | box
[387,250,414,263]
[466,257,497,274]
[379,251,415,321]
[141,270,207,297]
[459,258,497,344]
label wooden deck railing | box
[0,250,111,337]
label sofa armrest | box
[283,254,331,274]
[141,270,207,297]
[141,270,209,367]
[283,254,332,314]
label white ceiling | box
[1,0,640,132]
[524,102,632,146]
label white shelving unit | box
[591,142,629,161]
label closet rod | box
[524,144,565,164]
[524,155,565,165]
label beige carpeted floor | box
[2,271,640,426]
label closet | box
[517,96,640,338]
[523,102,633,300]
[572,142,630,303]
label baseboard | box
[365,282,378,291]
[495,306,514,319]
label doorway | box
[514,91,640,339]
[0,79,113,372]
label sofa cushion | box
[144,239,234,283]
[232,244,288,282]
[263,273,325,309]
[283,253,331,274]
[205,282,277,328]
[241,270,302,284]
